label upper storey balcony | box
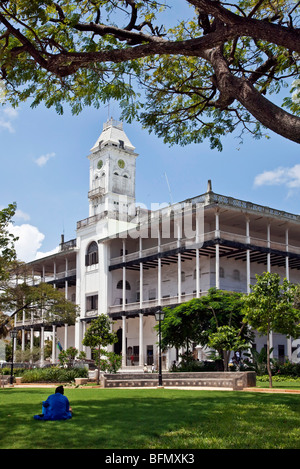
[88,186,105,200]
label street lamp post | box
[10,329,18,385]
[155,309,165,387]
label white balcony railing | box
[107,291,209,315]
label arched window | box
[117,280,131,290]
[219,267,225,278]
[233,269,240,281]
[181,271,185,282]
[85,241,98,266]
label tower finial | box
[207,179,212,193]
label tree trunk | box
[97,346,101,386]
[223,350,230,372]
[266,326,273,388]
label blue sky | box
[0,97,299,263]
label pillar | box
[64,323,68,350]
[158,257,162,306]
[30,327,34,351]
[52,325,56,364]
[122,315,126,368]
[195,214,201,297]
[40,326,45,366]
[139,313,144,366]
[139,262,143,309]
[177,218,181,301]
[65,258,68,299]
[246,218,251,294]
[215,210,220,289]
[139,236,143,309]
[122,266,126,310]
[178,253,182,302]
[267,223,271,272]
[196,248,200,298]
[285,228,289,281]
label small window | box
[181,271,185,282]
[117,280,131,290]
[85,241,98,266]
[220,267,225,278]
[149,288,156,300]
[86,294,98,311]
[119,140,124,149]
[233,269,240,281]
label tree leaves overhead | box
[0,0,299,149]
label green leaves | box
[242,272,300,337]
[0,0,299,146]
[0,203,18,281]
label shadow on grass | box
[1,388,300,449]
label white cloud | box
[9,223,45,263]
[254,164,300,189]
[0,105,18,133]
[13,209,31,222]
[35,152,55,167]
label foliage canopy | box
[0,1,299,149]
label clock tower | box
[87,118,138,219]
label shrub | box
[20,366,88,383]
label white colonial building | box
[14,118,300,369]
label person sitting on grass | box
[34,385,72,421]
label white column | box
[22,310,25,351]
[30,328,34,351]
[64,323,68,350]
[196,249,200,298]
[139,313,144,366]
[215,245,220,289]
[122,315,126,368]
[40,326,45,366]
[158,258,162,306]
[139,235,143,309]
[246,218,251,294]
[267,223,271,272]
[122,241,126,309]
[65,258,68,299]
[285,228,289,281]
[82,321,87,354]
[177,220,181,302]
[195,215,200,297]
[52,325,56,363]
[139,262,143,309]
[122,267,126,309]
[287,337,292,361]
[178,253,182,302]
[215,210,220,289]
[53,261,56,288]
[32,268,35,286]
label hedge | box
[20,366,88,383]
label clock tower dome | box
[87,118,138,219]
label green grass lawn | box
[1,387,300,449]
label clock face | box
[97,159,103,170]
[118,159,125,169]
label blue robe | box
[34,393,72,420]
